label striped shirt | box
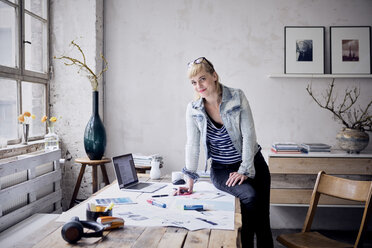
[206,116,242,164]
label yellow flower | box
[31,115,36,119]
[41,115,60,127]
[18,114,25,123]
[18,111,34,124]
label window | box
[0,0,49,145]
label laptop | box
[112,153,166,193]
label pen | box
[196,217,217,225]
[147,199,167,208]
[151,194,169,198]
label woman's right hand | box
[175,177,194,195]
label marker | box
[96,205,106,212]
[104,202,115,212]
[147,199,167,208]
[196,217,217,225]
[151,194,169,198]
[184,204,212,211]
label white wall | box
[103,0,372,230]
[104,0,372,179]
[50,0,104,210]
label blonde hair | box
[187,58,221,100]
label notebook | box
[112,153,166,193]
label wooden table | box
[33,175,242,248]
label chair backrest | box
[302,171,372,248]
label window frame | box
[0,0,50,145]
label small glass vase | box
[22,123,29,144]
[44,126,59,152]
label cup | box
[86,209,112,221]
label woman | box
[179,57,273,248]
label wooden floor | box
[272,229,372,248]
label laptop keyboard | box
[126,182,151,190]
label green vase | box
[84,91,106,160]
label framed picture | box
[285,26,325,74]
[330,26,371,74]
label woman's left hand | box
[226,172,248,187]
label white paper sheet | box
[57,181,235,231]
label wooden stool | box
[69,157,111,208]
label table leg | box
[100,164,110,185]
[92,165,98,193]
[69,164,86,208]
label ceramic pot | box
[150,159,161,179]
[336,128,369,153]
[84,91,107,160]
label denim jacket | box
[184,84,259,179]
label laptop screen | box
[113,154,139,188]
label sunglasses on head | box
[187,57,214,69]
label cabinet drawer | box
[269,157,372,175]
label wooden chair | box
[277,171,372,248]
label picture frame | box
[284,26,325,74]
[330,26,371,74]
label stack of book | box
[300,143,331,152]
[132,154,164,168]
[271,143,303,154]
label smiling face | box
[190,69,218,99]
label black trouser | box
[210,150,273,248]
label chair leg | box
[92,165,98,193]
[69,164,86,208]
[100,164,110,185]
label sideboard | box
[264,150,372,205]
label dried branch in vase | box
[306,79,372,132]
[54,40,108,91]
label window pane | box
[24,13,47,73]
[21,81,45,137]
[0,78,18,141]
[24,0,47,19]
[0,1,18,68]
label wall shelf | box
[268,74,372,79]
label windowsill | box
[0,140,46,160]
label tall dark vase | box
[84,91,107,160]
